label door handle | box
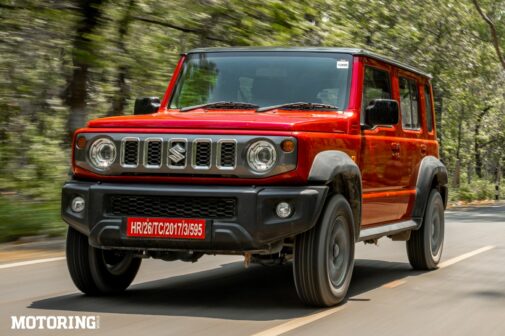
[391,142,400,159]
[420,144,427,156]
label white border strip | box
[438,245,495,268]
[0,257,65,270]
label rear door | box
[398,73,424,215]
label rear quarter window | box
[399,77,421,130]
[424,84,434,132]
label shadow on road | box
[29,258,426,320]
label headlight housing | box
[247,140,277,173]
[88,138,116,170]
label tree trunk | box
[452,107,464,187]
[109,0,135,117]
[474,106,491,178]
[65,0,105,141]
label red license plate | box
[126,217,206,240]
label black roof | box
[186,47,431,79]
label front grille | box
[108,195,237,219]
[120,137,239,172]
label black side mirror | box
[134,97,160,115]
[362,99,399,130]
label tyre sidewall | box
[89,247,141,293]
[422,190,445,268]
[314,195,355,305]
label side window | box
[399,77,421,129]
[361,66,392,119]
[424,84,433,132]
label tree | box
[64,0,106,140]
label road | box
[1,204,504,336]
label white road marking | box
[438,245,495,268]
[250,307,344,336]
[0,257,65,269]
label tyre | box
[407,189,445,270]
[294,194,355,307]
[66,227,141,295]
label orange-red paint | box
[72,53,438,228]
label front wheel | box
[406,189,445,270]
[66,227,141,295]
[293,194,355,307]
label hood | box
[87,109,354,133]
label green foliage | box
[0,0,504,241]
[0,196,65,242]
[450,179,496,202]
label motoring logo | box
[168,143,186,165]
[11,315,100,330]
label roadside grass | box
[0,196,65,243]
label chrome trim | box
[143,137,163,169]
[216,139,237,170]
[358,220,417,241]
[120,137,140,168]
[167,138,188,169]
[191,138,212,170]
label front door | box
[359,64,411,226]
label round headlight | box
[88,138,116,170]
[247,140,277,173]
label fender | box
[412,156,448,227]
[308,151,362,241]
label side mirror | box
[134,97,160,115]
[362,99,399,130]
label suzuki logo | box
[168,143,186,164]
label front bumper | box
[61,181,328,253]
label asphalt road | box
[1,205,504,336]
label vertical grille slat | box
[217,140,237,169]
[144,138,162,168]
[192,139,212,169]
[121,138,140,167]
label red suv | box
[62,47,448,307]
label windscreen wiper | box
[180,101,259,112]
[257,102,339,113]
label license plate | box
[126,217,206,240]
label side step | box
[358,220,418,242]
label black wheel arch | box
[308,150,362,241]
[413,156,448,227]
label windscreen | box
[169,52,353,109]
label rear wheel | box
[293,194,355,307]
[407,189,445,270]
[66,227,141,295]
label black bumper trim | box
[61,181,328,253]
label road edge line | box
[438,245,495,269]
[0,256,65,270]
